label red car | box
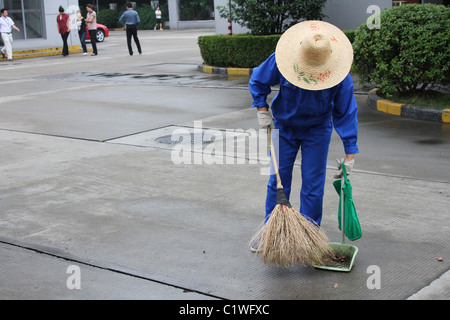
[86,23,109,42]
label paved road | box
[0,29,449,302]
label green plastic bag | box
[332,163,362,241]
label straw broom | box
[250,128,334,268]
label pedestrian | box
[249,21,358,231]
[119,2,142,56]
[85,4,97,56]
[56,6,71,57]
[154,7,163,30]
[76,11,88,55]
[0,8,20,61]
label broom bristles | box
[250,204,334,268]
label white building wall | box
[10,0,80,50]
[322,0,391,30]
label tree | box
[218,0,327,35]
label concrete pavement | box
[0,29,449,301]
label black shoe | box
[1,52,5,59]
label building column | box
[168,0,180,30]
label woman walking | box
[85,4,97,56]
[56,6,70,56]
[76,11,87,55]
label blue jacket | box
[249,53,359,154]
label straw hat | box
[275,21,353,91]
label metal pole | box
[341,174,345,244]
[228,0,232,35]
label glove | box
[334,158,354,179]
[257,110,275,129]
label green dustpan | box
[315,162,359,272]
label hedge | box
[198,34,281,68]
[343,30,356,44]
[198,31,356,69]
[353,4,450,96]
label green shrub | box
[343,30,356,44]
[97,9,120,28]
[134,5,155,30]
[353,4,450,97]
[198,34,281,68]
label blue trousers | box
[78,30,87,53]
[265,122,332,225]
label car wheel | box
[96,29,105,42]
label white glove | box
[334,158,354,179]
[257,110,275,129]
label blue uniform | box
[249,53,358,225]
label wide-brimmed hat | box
[275,20,353,91]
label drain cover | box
[155,133,216,145]
[107,126,247,149]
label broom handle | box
[341,167,346,244]
[267,127,283,189]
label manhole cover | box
[155,133,216,145]
[107,125,247,149]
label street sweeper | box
[249,20,359,230]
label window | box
[179,0,214,20]
[1,0,44,39]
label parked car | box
[86,23,109,42]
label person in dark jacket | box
[76,10,87,55]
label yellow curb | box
[376,99,388,113]
[8,45,91,60]
[14,46,79,54]
[368,88,378,95]
[377,99,403,116]
[442,109,450,123]
[202,65,213,74]
[198,64,252,77]
[369,88,447,123]
[227,67,252,76]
